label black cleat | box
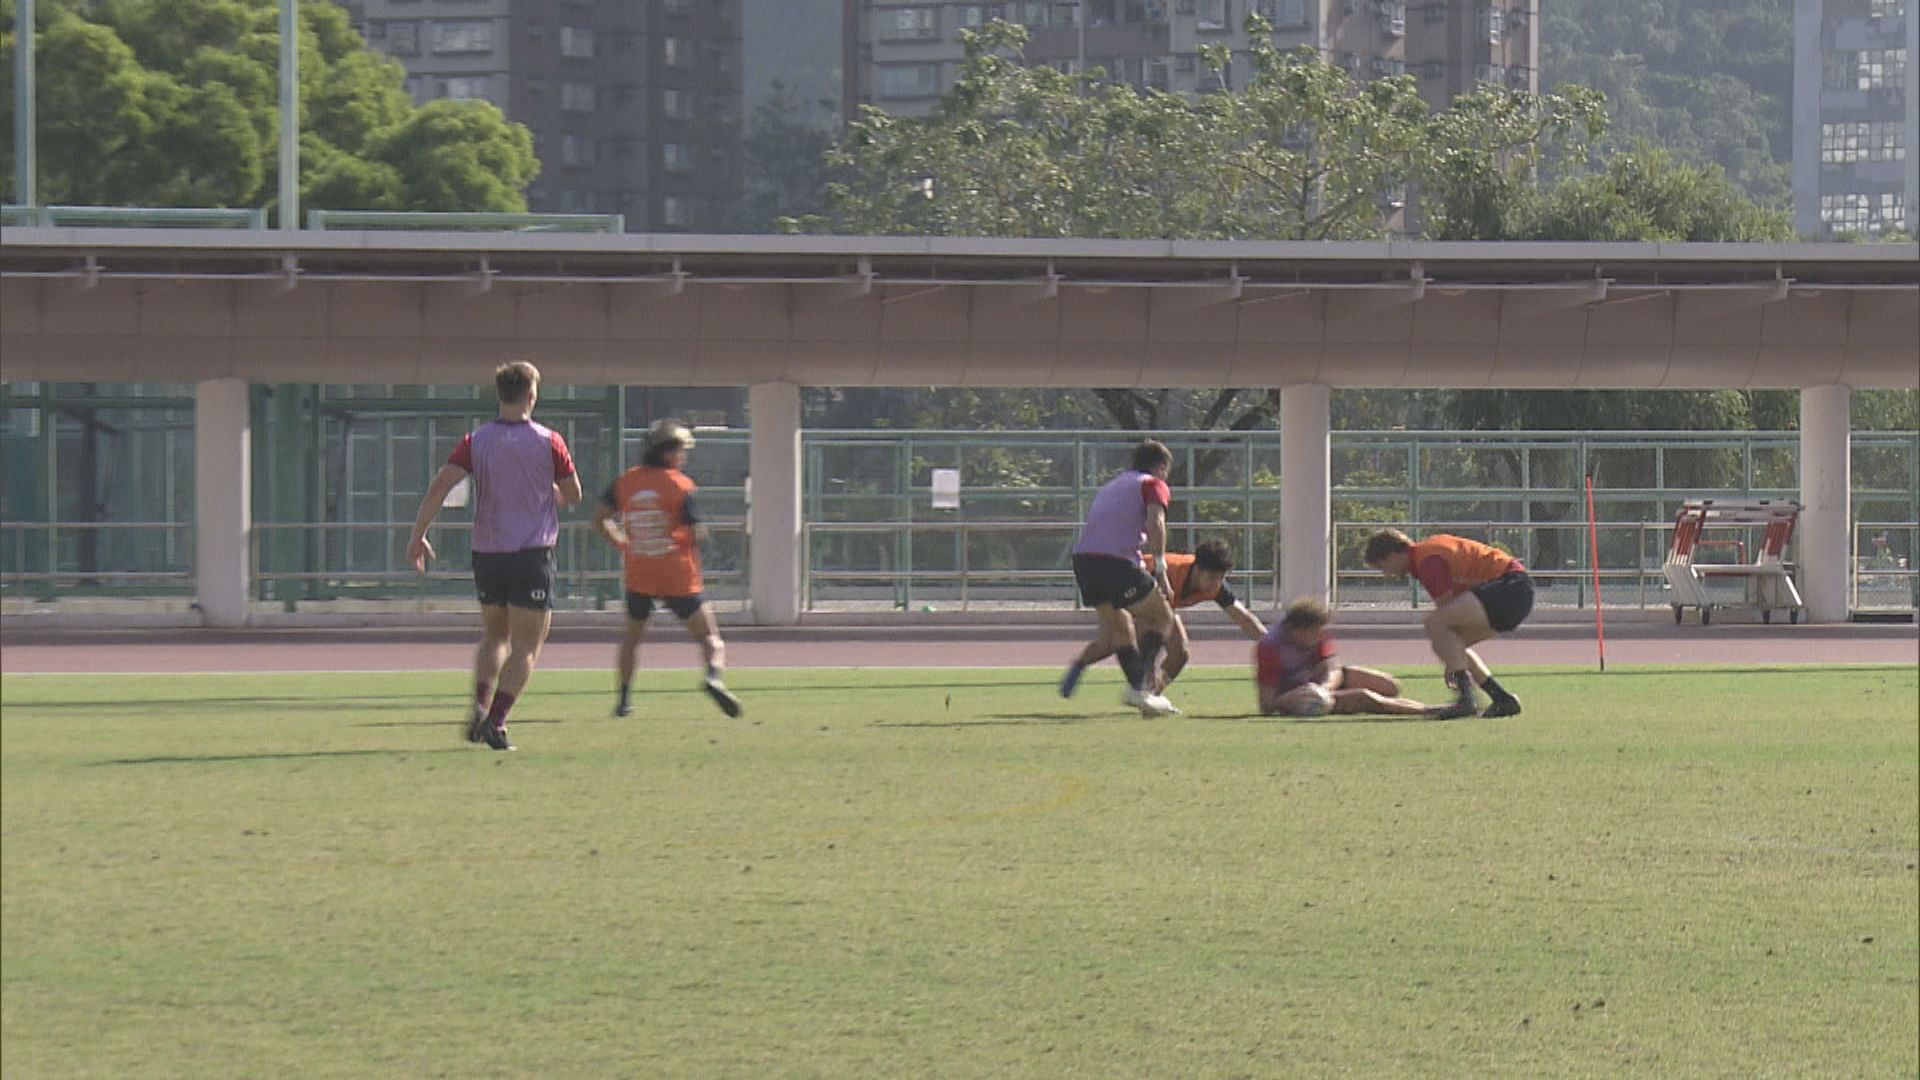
[704,677,743,718]
[465,707,489,744]
[1482,696,1523,718]
[481,723,516,751]
[613,701,634,718]
[1426,700,1479,720]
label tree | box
[820,16,1609,488]
[0,0,537,213]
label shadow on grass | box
[880,712,1110,728]
[88,747,475,766]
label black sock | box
[1451,671,1474,700]
[1116,646,1147,690]
[1137,631,1165,680]
[617,682,630,707]
[1481,676,1515,702]
[706,663,720,682]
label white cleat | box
[1121,687,1181,716]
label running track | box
[2,621,1914,675]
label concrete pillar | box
[194,378,251,627]
[1279,383,1332,607]
[748,380,803,625]
[1799,384,1852,624]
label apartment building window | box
[1824,121,1908,162]
[561,81,597,113]
[1146,58,1172,90]
[561,134,597,167]
[1373,56,1406,77]
[663,196,695,227]
[1860,49,1907,90]
[442,75,492,101]
[402,75,426,103]
[663,143,695,173]
[663,88,696,120]
[1474,63,1505,84]
[560,26,595,58]
[1377,0,1405,35]
[1477,6,1503,44]
[956,5,1003,29]
[1868,0,1903,17]
[388,21,420,55]
[1821,193,1871,232]
[877,6,942,41]
[664,37,696,68]
[876,63,942,98]
[1880,192,1907,228]
[664,0,696,14]
[1425,2,1445,22]
[1825,51,1858,91]
[1420,59,1443,79]
[433,20,493,54]
[1195,0,1229,31]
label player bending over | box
[1363,528,1532,719]
[594,420,742,719]
[1256,599,1434,717]
[1060,538,1266,697]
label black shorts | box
[627,592,706,621]
[473,548,556,610]
[1472,570,1535,633]
[1072,554,1157,610]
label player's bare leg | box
[1120,593,1179,715]
[1153,614,1191,692]
[614,616,649,717]
[468,604,511,742]
[1424,593,1520,718]
[1060,636,1113,698]
[477,606,551,750]
[1334,665,1402,696]
[1330,688,1433,716]
[684,604,741,717]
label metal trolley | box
[1662,499,1805,625]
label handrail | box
[2,205,267,229]
[305,210,626,234]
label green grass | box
[3,664,1916,1079]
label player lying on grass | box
[1363,528,1532,719]
[592,419,742,719]
[1059,538,1266,698]
[1256,599,1435,717]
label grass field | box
[2,663,1916,1078]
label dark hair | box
[1193,538,1233,573]
[1280,597,1331,631]
[1131,439,1172,474]
[494,360,540,405]
[1363,528,1414,566]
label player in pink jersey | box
[1063,439,1181,716]
[406,360,583,751]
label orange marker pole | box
[1586,474,1607,672]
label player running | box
[593,419,742,719]
[1064,439,1182,716]
[1363,528,1533,719]
[1255,598,1434,717]
[1059,538,1266,697]
[407,360,583,752]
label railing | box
[2,205,267,229]
[1853,521,1919,613]
[0,522,196,595]
[305,210,626,233]
[1331,519,1680,613]
[248,519,747,609]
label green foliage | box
[1543,0,1791,205]
[0,0,536,212]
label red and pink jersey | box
[1255,626,1336,693]
[448,419,576,553]
[1071,470,1171,565]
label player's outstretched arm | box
[1227,602,1266,641]
[406,463,468,572]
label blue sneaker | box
[1059,663,1086,699]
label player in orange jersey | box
[1363,528,1533,719]
[592,420,741,719]
[1059,538,1266,698]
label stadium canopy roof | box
[2,230,1915,389]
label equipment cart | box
[1662,499,1804,625]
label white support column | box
[194,378,251,627]
[1799,384,1852,624]
[1279,383,1332,607]
[748,380,803,626]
